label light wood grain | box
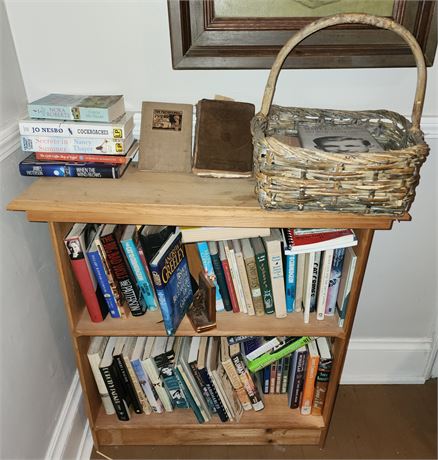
[74,307,345,338]
[7,167,409,229]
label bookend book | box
[7,169,411,449]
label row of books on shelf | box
[64,225,358,333]
[18,94,136,178]
[88,335,332,422]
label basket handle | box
[260,13,427,131]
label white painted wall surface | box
[2,0,437,455]
[1,3,76,459]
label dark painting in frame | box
[168,0,437,69]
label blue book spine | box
[87,248,120,318]
[262,366,271,394]
[19,157,122,178]
[121,238,157,311]
[196,242,224,311]
[285,254,297,313]
[28,103,75,120]
[174,368,205,423]
[325,248,346,315]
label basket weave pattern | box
[252,14,430,215]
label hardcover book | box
[19,112,134,139]
[64,223,108,322]
[241,238,265,316]
[21,131,134,155]
[149,230,193,335]
[297,125,383,153]
[28,94,125,122]
[192,99,255,178]
[208,241,232,312]
[223,240,246,313]
[218,241,240,313]
[99,224,146,317]
[138,101,192,173]
[250,237,275,315]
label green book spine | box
[254,251,275,315]
[247,337,314,373]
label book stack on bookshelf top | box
[18,94,136,179]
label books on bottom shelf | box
[91,335,332,422]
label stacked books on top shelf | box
[64,224,358,330]
[88,334,331,422]
[18,94,136,178]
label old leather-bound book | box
[192,99,255,178]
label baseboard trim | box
[341,338,433,384]
[45,371,88,460]
[77,422,94,460]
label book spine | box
[174,367,205,423]
[99,364,130,421]
[219,252,240,313]
[142,359,173,412]
[188,362,217,415]
[21,135,130,154]
[243,254,265,316]
[300,352,320,415]
[254,251,275,315]
[28,103,75,120]
[262,366,270,394]
[64,237,107,322]
[266,241,287,319]
[208,242,232,311]
[113,354,143,414]
[294,254,306,313]
[224,242,246,313]
[221,359,252,411]
[281,355,290,394]
[309,251,321,312]
[121,238,157,311]
[131,359,164,413]
[100,232,146,316]
[35,152,127,164]
[336,252,357,328]
[19,118,131,139]
[302,252,315,324]
[247,337,314,373]
[316,250,334,321]
[289,349,308,409]
[19,161,121,178]
[123,355,151,414]
[325,248,346,315]
[196,242,224,311]
[275,358,284,393]
[198,367,229,422]
[87,249,120,319]
[312,358,333,416]
[233,246,255,315]
[269,361,277,393]
[87,350,115,415]
[231,353,264,411]
[285,254,297,313]
[136,241,159,311]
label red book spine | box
[35,151,127,164]
[220,258,240,313]
[69,257,105,322]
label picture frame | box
[168,0,437,69]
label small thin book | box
[138,101,192,172]
[298,125,383,153]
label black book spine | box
[199,367,229,422]
[99,364,130,421]
[290,350,308,409]
[189,361,217,415]
[113,354,143,414]
[100,228,146,316]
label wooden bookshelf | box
[7,167,407,449]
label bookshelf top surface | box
[8,165,409,229]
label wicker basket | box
[252,13,429,215]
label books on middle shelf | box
[65,224,358,331]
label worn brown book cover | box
[138,101,192,172]
[192,99,255,178]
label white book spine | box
[316,249,334,321]
[143,359,173,412]
[224,241,247,313]
[87,349,115,416]
[233,240,255,315]
[265,234,287,319]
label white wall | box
[2,0,437,455]
[1,2,76,459]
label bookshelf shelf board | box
[94,394,324,446]
[74,307,345,338]
[7,165,409,229]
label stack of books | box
[18,94,137,178]
[88,334,328,423]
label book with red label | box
[283,228,357,255]
[64,223,108,322]
[35,151,129,164]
